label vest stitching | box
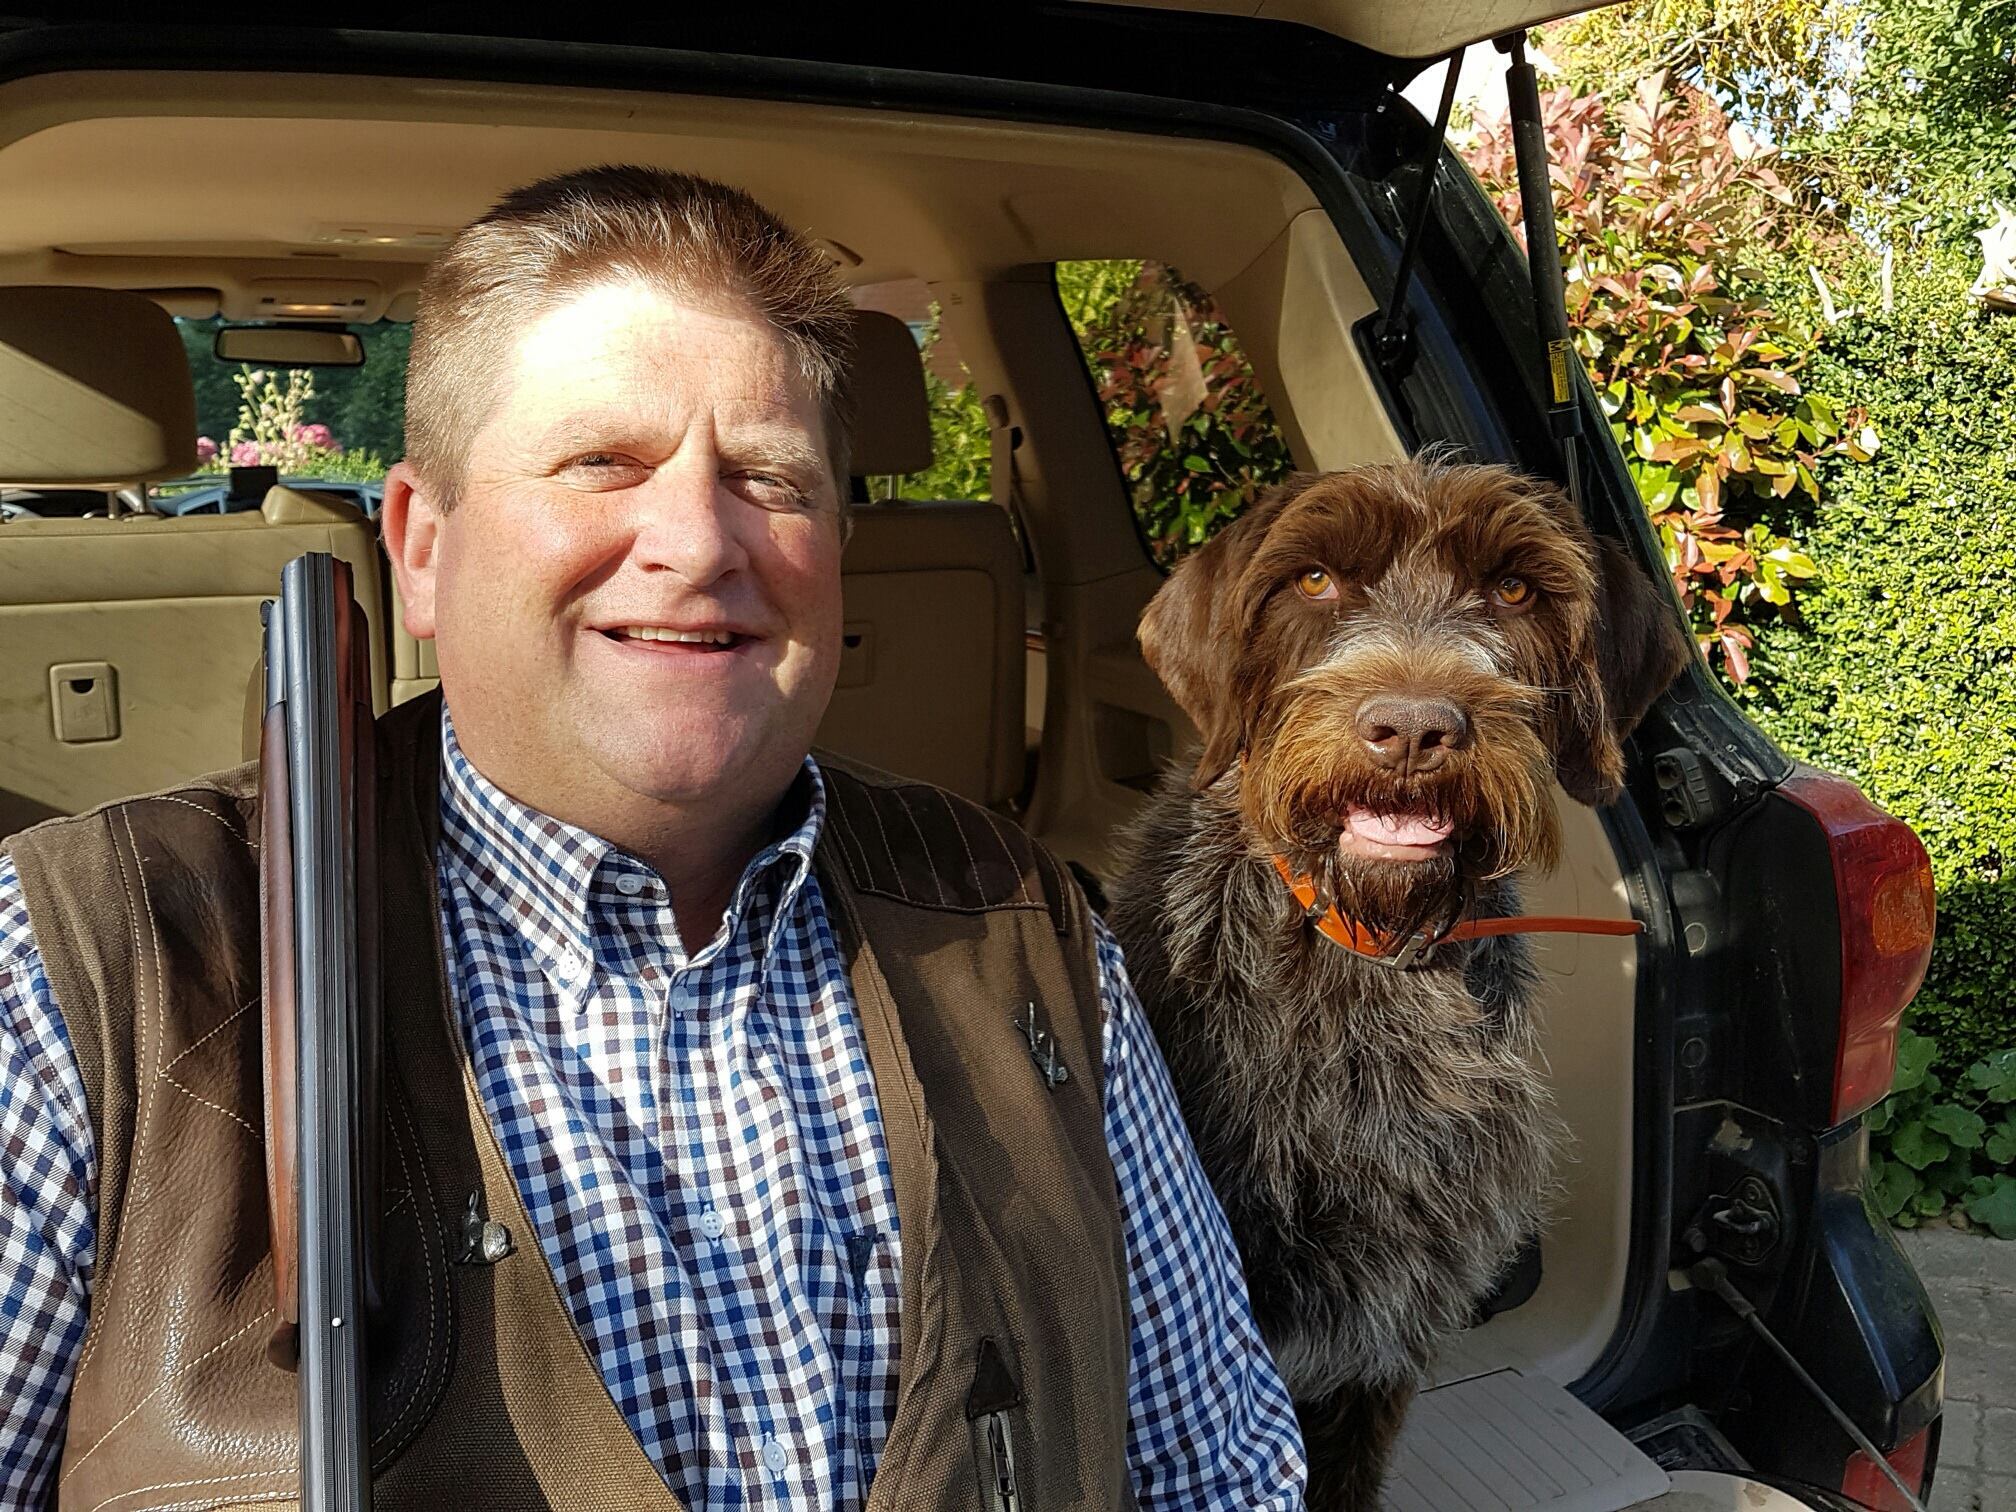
[82,1464,289,1512]
[368,1091,446,1461]
[851,780,913,905]
[890,789,949,907]
[110,1495,292,1512]
[977,809,1036,907]
[124,808,174,1377]
[66,813,139,1384]
[161,997,256,1074]
[60,1310,275,1486]
[1033,846,1072,936]
[823,785,877,895]
[121,809,165,1214]
[936,789,985,899]
[158,1074,262,1140]
[145,793,259,852]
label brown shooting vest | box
[5,691,1133,1512]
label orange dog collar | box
[1270,853,1644,969]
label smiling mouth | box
[602,625,752,653]
[1336,807,1455,864]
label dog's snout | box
[1355,695,1470,775]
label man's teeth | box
[618,626,736,645]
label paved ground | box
[1899,1226,2016,1511]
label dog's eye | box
[1491,575,1535,610]
[1295,568,1338,602]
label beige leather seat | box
[0,286,385,835]
[816,311,1025,808]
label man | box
[0,167,1306,1509]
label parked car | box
[151,475,385,517]
[0,5,1943,1507]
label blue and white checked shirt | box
[0,707,1306,1510]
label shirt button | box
[614,873,646,897]
[557,948,587,982]
[761,1437,788,1475]
[700,1208,726,1241]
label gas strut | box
[1496,29,1587,510]
[1372,48,1461,369]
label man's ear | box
[1556,536,1697,806]
[1138,479,1301,788]
[379,461,443,642]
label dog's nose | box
[1356,696,1470,775]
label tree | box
[1459,75,1869,681]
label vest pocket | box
[966,1335,1029,1512]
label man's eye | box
[732,472,812,509]
[556,452,646,485]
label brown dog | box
[1107,457,1691,1510]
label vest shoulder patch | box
[815,758,1073,933]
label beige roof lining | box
[0,71,1320,321]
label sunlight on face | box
[428,280,845,826]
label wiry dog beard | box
[1239,669,1562,941]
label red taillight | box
[1778,767,1937,1125]
[1842,1423,1931,1510]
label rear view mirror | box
[214,325,364,367]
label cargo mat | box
[1381,1369,1670,1511]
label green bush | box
[1865,1032,2016,1236]
[1747,255,2016,1226]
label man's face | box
[385,280,845,825]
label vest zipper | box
[967,1336,1025,1512]
[980,1408,1021,1512]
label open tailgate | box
[1087,0,1626,60]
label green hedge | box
[1749,258,2016,1067]
[1747,256,2016,1231]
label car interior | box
[0,63,1660,1502]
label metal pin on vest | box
[1014,1001,1069,1088]
[454,1191,514,1265]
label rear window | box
[1057,260,1293,567]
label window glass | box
[848,279,990,501]
[160,316,407,511]
[1057,260,1293,567]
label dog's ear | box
[1139,481,1299,788]
[1555,536,1696,806]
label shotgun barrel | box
[261,552,376,1512]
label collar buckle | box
[1376,932,1439,970]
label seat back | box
[816,311,1025,807]
[0,287,384,834]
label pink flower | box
[230,441,264,466]
[194,436,218,462]
[291,423,338,452]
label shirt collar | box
[436,702,826,981]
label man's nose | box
[631,466,750,585]
[1355,695,1471,775]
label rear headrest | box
[0,286,196,485]
[846,309,932,478]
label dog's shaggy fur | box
[1107,458,1691,1510]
